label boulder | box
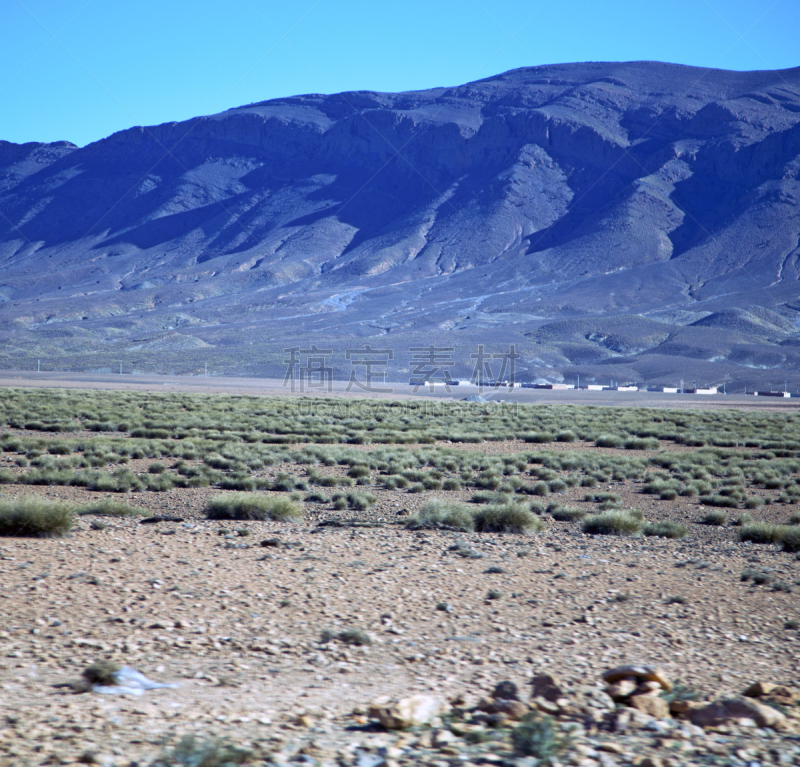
[669,699,706,717]
[606,678,637,700]
[368,694,447,729]
[627,694,670,720]
[530,673,564,702]
[602,665,672,692]
[743,681,775,698]
[492,680,520,700]
[478,697,530,720]
[689,698,787,730]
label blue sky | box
[2,0,798,147]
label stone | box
[763,686,800,706]
[606,678,637,700]
[368,695,447,730]
[602,665,672,692]
[492,680,520,700]
[626,694,669,720]
[478,698,529,720]
[669,700,706,717]
[634,681,663,695]
[530,673,564,702]
[689,698,787,730]
[744,681,775,698]
[635,758,664,767]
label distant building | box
[533,383,573,390]
[648,386,679,393]
[755,390,790,397]
[586,384,605,391]
[685,387,718,395]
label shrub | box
[644,521,687,539]
[0,497,75,537]
[511,714,570,759]
[347,465,370,479]
[732,512,754,526]
[83,660,120,686]
[304,491,330,503]
[442,478,462,491]
[701,510,728,526]
[556,430,578,442]
[781,527,800,553]
[595,434,624,448]
[744,496,765,509]
[151,735,252,767]
[739,523,788,544]
[148,462,166,474]
[486,589,503,600]
[407,500,474,532]
[550,507,586,522]
[205,493,304,522]
[474,502,544,534]
[699,495,739,508]
[789,513,800,525]
[522,432,554,443]
[583,510,643,536]
[79,499,150,517]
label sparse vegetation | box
[582,509,643,536]
[644,520,688,539]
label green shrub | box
[511,714,570,759]
[407,500,474,532]
[151,735,253,767]
[583,510,643,536]
[644,521,687,539]
[522,432,554,443]
[744,496,765,509]
[0,497,75,537]
[701,510,728,526]
[739,523,788,544]
[550,507,586,522]
[442,478,462,491]
[595,434,624,448]
[473,502,544,534]
[699,495,739,508]
[780,527,800,552]
[304,491,330,503]
[205,493,304,522]
[347,465,370,479]
[337,628,372,646]
[79,499,150,517]
[148,462,166,474]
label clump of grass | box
[743,497,765,510]
[701,510,728,526]
[486,589,503,600]
[407,500,474,532]
[304,491,330,503]
[78,498,150,517]
[789,513,800,525]
[784,619,799,630]
[0,496,75,537]
[152,735,253,767]
[595,434,624,448]
[582,509,643,536]
[205,493,304,522]
[732,512,753,527]
[148,462,166,474]
[739,523,788,544]
[473,502,544,534]
[699,495,739,508]
[511,714,570,759]
[82,660,120,686]
[550,506,586,522]
[780,527,800,553]
[644,520,688,539]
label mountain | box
[1,61,800,388]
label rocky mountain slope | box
[1,61,800,386]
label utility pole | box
[205,362,208,378]
[577,374,580,390]
[37,360,40,373]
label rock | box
[689,698,787,730]
[492,680,520,700]
[669,700,706,717]
[606,678,637,700]
[368,695,447,730]
[432,729,457,748]
[635,758,664,767]
[530,673,564,702]
[626,694,669,720]
[478,698,529,720]
[744,681,775,697]
[602,665,672,692]
[634,680,663,695]
[763,686,800,706]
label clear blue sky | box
[2,0,798,147]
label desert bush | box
[205,493,303,522]
[699,495,739,508]
[511,714,570,759]
[595,434,624,448]
[83,660,120,686]
[442,478,462,491]
[583,509,643,536]
[555,430,578,442]
[643,521,687,538]
[0,496,75,537]
[701,510,728,526]
[550,507,586,522]
[151,735,253,767]
[407,500,474,532]
[739,523,788,544]
[474,501,543,534]
[79,499,149,517]
[304,491,330,503]
[743,496,765,509]
[781,527,800,552]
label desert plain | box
[0,381,798,767]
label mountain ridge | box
[1,61,800,387]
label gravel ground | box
[1,436,799,766]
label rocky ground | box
[0,429,799,767]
